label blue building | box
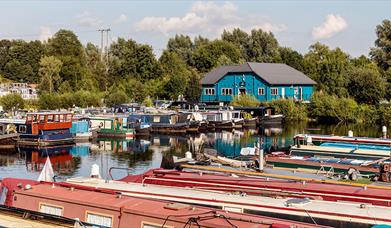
[200,62,316,103]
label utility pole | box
[98,28,111,91]
[97,28,110,63]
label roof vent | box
[285,198,311,207]
[164,203,191,211]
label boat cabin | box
[25,112,73,135]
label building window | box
[204,88,215,95]
[271,88,278,96]
[86,212,113,228]
[221,88,232,96]
[39,203,63,216]
[258,88,265,95]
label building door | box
[281,88,285,99]
[239,88,246,95]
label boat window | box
[47,115,54,122]
[33,115,38,123]
[142,221,172,228]
[39,115,45,123]
[153,116,160,123]
[86,212,113,228]
[54,115,60,122]
[59,115,64,122]
[0,125,3,134]
[39,203,63,216]
[19,125,26,133]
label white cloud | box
[39,26,52,41]
[114,14,127,24]
[134,1,286,37]
[312,14,347,40]
[76,11,101,27]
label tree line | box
[0,20,390,117]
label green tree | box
[38,56,63,94]
[167,34,194,65]
[247,29,280,62]
[105,90,129,107]
[303,43,350,97]
[125,79,146,102]
[109,38,161,82]
[193,40,242,72]
[1,40,45,83]
[347,66,386,104]
[370,19,391,71]
[0,93,24,112]
[38,93,60,110]
[185,70,201,102]
[47,29,87,87]
[85,43,107,90]
[278,47,304,71]
[222,28,250,60]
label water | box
[0,122,385,181]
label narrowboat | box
[90,117,135,139]
[258,107,283,125]
[0,178,320,228]
[149,113,189,134]
[265,153,382,175]
[64,174,391,227]
[127,114,151,135]
[70,120,92,141]
[203,111,234,130]
[17,112,74,146]
[295,133,391,146]
[290,144,391,159]
[121,169,391,207]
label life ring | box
[99,122,104,128]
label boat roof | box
[64,176,391,224]
[12,181,317,228]
[26,112,72,115]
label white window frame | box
[39,203,63,216]
[204,88,215,95]
[85,211,113,228]
[271,88,278,96]
[18,125,27,133]
[258,88,265,95]
[221,88,232,96]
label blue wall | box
[201,72,314,103]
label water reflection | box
[0,122,386,180]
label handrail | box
[108,167,134,180]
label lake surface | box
[0,122,385,181]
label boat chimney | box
[348,130,353,137]
[90,164,101,178]
[306,136,312,145]
[185,151,193,160]
[258,142,264,172]
[382,126,387,139]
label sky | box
[0,0,390,57]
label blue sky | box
[0,0,390,57]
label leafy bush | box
[0,93,25,111]
[39,93,60,110]
[268,99,308,121]
[105,90,129,107]
[230,95,260,107]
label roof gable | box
[201,62,316,85]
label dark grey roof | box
[201,62,316,85]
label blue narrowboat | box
[17,112,75,146]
